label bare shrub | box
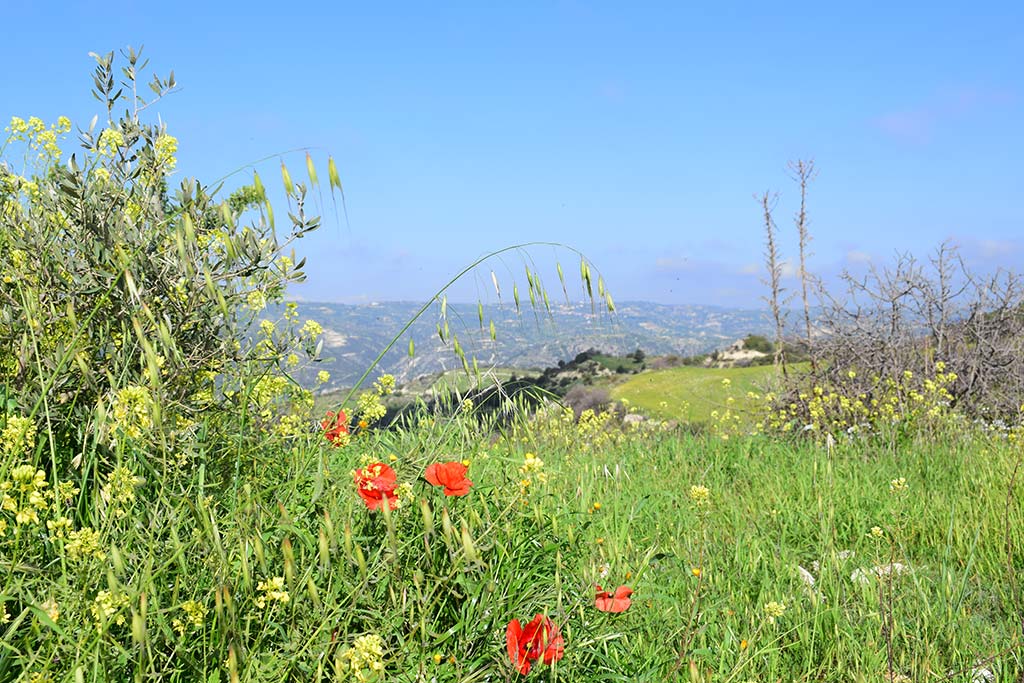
[810,241,1024,419]
[759,191,789,374]
[562,384,611,420]
[649,354,684,370]
[790,159,819,372]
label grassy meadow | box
[610,364,795,423]
[2,401,1021,681]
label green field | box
[611,363,802,423]
[6,413,1020,680]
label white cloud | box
[654,256,691,272]
[978,239,1019,259]
[845,250,872,264]
[873,85,1017,144]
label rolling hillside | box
[610,363,795,423]
[282,300,773,389]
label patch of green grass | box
[589,353,644,374]
[3,404,1021,680]
[611,363,807,423]
[565,430,1022,680]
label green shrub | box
[742,334,773,354]
[0,49,334,473]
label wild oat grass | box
[1,402,1021,681]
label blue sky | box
[3,1,1022,306]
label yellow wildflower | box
[46,516,73,539]
[90,590,129,632]
[688,484,710,507]
[110,385,153,441]
[154,134,178,172]
[763,600,786,624]
[1,416,37,457]
[173,599,208,635]
[65,527,106,561]
[96,128,124,156]
[7,116,29,137]
[102,467,142,517]
[340,634,386,681]
[301,319,323,338]
[889,477,908,494]
[255,576,289,608]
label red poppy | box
[506,614,564,675]
[594,585,633,613]
[424,461,473,497]
[353,462,400,511]
[322,410,349,446]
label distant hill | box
[282,301,773,389]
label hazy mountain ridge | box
[285,301,774,388]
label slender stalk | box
[338,241,601,410]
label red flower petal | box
[424,461,473,497]
[541,625,564,664]
[508,614,563,674]
[322,410,350,446]
[443,480,472,496]
[594,585,633,613]
[424,462,443,487]
[506,618,531,675]
[354,463,400,511]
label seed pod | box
[327,156,341,190]
[281,161,294,195]
[460,521,480,564]
[240,540,251,587]
[323,509,334,538]
[306,576,321,609]
[282,537,295,585]
[131,605,146,645]
[420,499,434,537]
[253,535,265,570]
[228,645,240,683]
[305,152,318,187]
[354,544,367,578]
[343,522,353,560]
[318,527,330,572]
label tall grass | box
[2,400,1020,681]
